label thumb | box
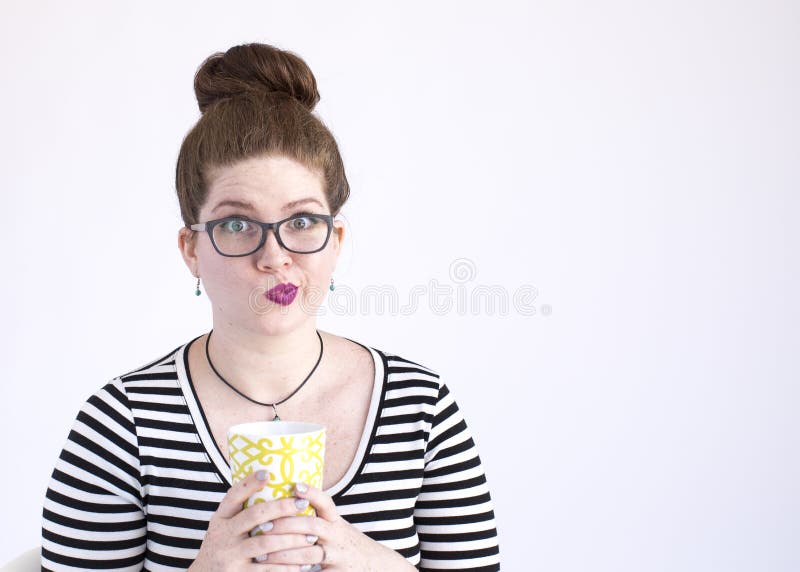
[294,482,340,521]
[217,469,269,519]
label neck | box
[204,322,323,404]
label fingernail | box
[255,554,268,562]
[300,566,312,572]
[249,521,273,536]
[295,482,309,494]
[259,521,274,532]
[295,498,309,511]
[310,564,323,572]
[256,470,267,481]
[306,534,318,544]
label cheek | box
[198,255,248,297]
[312,256,336,280]
[300,261,335,295]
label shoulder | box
[379,348,441,391]
[364,346,465,421]
[323,330,444,397]
[72,340,198,444]
[82,339,191,411]
[329,332,439,378]
[340,334,444,403]
[116,340,188,382]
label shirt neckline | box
[174,333,385,497]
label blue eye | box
[220,219,250,233]
[288,215,320,230]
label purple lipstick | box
[266,283,298,306]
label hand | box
[263,483,417,571]
[188,470,319,571]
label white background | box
[1,1,798,570]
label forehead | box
[204,155,328,216]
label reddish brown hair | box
[175,43,350,226]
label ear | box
[178,226,199,276]
[332,219,345,254]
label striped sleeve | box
[42,378,146,571]
[414,383,500,571]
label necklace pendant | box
[272,413,281,422]
[271,403,280,422]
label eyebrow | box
[211,197,326,214]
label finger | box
[244,533,316,559]
[217,470,269,519]
[293,482,340,522]
[232,496,315,536]
[247,563,314,571]
[258,544,325,567]
[268,515,326,541]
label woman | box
[41,43,500,572]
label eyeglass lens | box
[212,215,329,255]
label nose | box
[256,227,292,269]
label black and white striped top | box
[41,335,500,571]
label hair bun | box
[193,43,320,113]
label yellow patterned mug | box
[227,421,326,519]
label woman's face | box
[179,154,344,337]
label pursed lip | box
[265,282,298,305]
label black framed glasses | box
[189,213,334,256]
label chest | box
[193,341,376,491]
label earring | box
[329,277,336,291]
[195,276,201,296]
